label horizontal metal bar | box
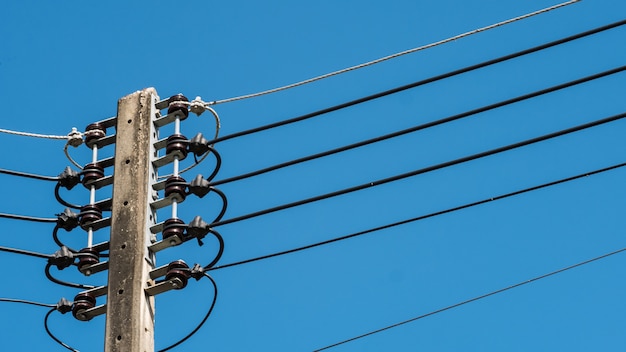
[74,304,107,321]
[79,261,109,276]
[145,277,184,296]
[154,111,186,128]
[84,175,114,189]
[149,264,170,280]
[154,138,167,151]
[148,236,182,253]
[81,217,111,231]
[92,116,118,129]
[100,156,115,169]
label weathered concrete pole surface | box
[105,88,158,352]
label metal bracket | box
[79,261,109,276]
[148,236,183,253]
[145,277,185,296]
[74,304,107,322]
[154,111,185,128]
[80,217,111,231]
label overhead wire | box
[314,246,626,351]
[205,18,626,146]
[208,0,581,105]
[0,245,52,259]
[0,127,71,140]
[44,308,79,352]
[209,111,626,228]
[157,273,218,352]
[210,65,626,186]
[0,167,59,181]
[209,161,626,271]
[0,212,58,223]
[0,297,56,308]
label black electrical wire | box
[157,273,218,352]
[54,183,82,210]
[203,230,225,270]
[210,111,626,228]
[0,245,52,259]
[207,19,626,145]
[210,65,626,186]
[44,308,79,352]
[0,212,57,223]
[44,263,95,290]
[0,297,56,308]
[0,167,59,181]
[209,161,626,271]
[314,246,626,351]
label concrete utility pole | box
[104,88,159,352]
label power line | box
[157,273,218,352]
[209,161,626,271]
[44,308,79,352]
[211,65,626,186]
[314,246,626,351]
[0,212,58,223]
[0,127,72,140]
[206,17,626,145]
[0,245,52,259]
[0,167,59,181]
[0,297,56,308]
[208,0,580,105]
[210,111,626,228]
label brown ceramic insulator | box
[167,94,189,119]
[164,176,187,202]
[79,204,103,227]
[162,218,186,240]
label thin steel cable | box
[211,65,626,186]
[0,168,59,181]
[0,245,52,259]
[210,111,626,228]
[314,246,626,351]
[207,18,626,145]
[0,212,58,223]
[0,127,70,140]
[0,298,56,308]
[64,143,84,170]
[44,308,80,352]
[157,273,218,352]
[209,0,580,105]
[209,161,626,271]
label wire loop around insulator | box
[44,263,95,290]
[44,308,80,352]
[157,273,218,352]
[54,183,82,210]
[52,226,78,253]
[208,187,228,224]
[202,229,224,270]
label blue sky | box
[1,1,626,351]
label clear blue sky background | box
[1,1,626,351]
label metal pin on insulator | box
[84,122,106,147]
[72,292,96,321]
[162,218,186,241]
[165,260,190,289]
[81,162,105,188]
[167,94,190,119]
[164,176,187,202]
[77,247,100,271]
[165,134,189,160]
[79,204,103,228]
